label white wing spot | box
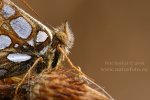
[39,46,49,55]
[7,53,31,63]
[27,39,34,46]
[2,4,15,18]
[14,44,19,48]
[10,17,32,39]
[36,31,48,43]
[23,45,27,48]
[0,35,11,50]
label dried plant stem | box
[0,48,113,100]
[31,67,111,100]
[0,65,113,100]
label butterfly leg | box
[15,57,43,95]
[57,46,85,76]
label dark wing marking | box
[0,48,36,79]
[0,0,52,79]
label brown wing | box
[0,0,52,79]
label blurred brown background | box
[14,0,150,100]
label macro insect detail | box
[0,0,74,79]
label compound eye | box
[56,31,68,45]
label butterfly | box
[0,1,114,99]
[0,0,74,79]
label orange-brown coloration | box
[0,0,74,80]
[0,0,52,79]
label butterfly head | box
[52,21,74,53]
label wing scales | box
[0,0,52,79]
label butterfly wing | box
[0,0,52,79]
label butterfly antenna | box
[19,0,55,30]
[20,0,40,18]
